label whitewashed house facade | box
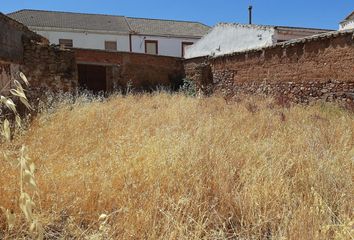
[185,23,331,59]
[339,11,354,30]
[8,9,210,57]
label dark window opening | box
[59,39,73,48]
[105,41,117,51]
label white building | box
[7,9,210,58]
[339,11,354,30]
[185,23,331,59]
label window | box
[59,39,73,48]
[145,40,158,55]
[105,41,117,51]
[182,42,194,57]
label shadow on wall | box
[74,49,186,94]
[78,64,184,94]
[115,64,185,92]
[77,62,185,94]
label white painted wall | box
[29,28,200,57]
[185,24,275,59]
[340,20,354,30]
[131,35,199,57]
[31,29,131,51]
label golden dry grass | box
[0,93,353,239]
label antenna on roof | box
[248,5,253,24]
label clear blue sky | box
[2,0,354,30]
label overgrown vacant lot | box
[0,93,353,239]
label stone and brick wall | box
[3,11,354,102]
[185,30,354,103]
[0,13,77,97]
[0,13,47,63]
[74,48,185,91]
[21,38,78,94]
[184,57,213,94]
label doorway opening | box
[78,64,107,93]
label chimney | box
[248,5,253,24]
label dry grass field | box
[0,93,353,239]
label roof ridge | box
[275,25,334,31]
[123,16,133,32]
[8,9,126,18]
[126,16,210,26]
[344,11,354,20]
[215,22,333,32]
[216,22,274,29]
[6,9,24,15]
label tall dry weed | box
[0,73,43,239]
[0,92,353,239]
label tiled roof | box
[215,22,332,32]
[7,9,210,37]
[275,26,332,32]
[343,11,354,21]
[215,22,274,31]
[7,9,130,33]
[0,12,46,42]
[126,17,210,37]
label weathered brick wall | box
[185,30,354,103]
[21,38,78,94]
[74,49,185,90]
[184,57,213,94]
[0,13,77,97]
[0,13,47,63]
